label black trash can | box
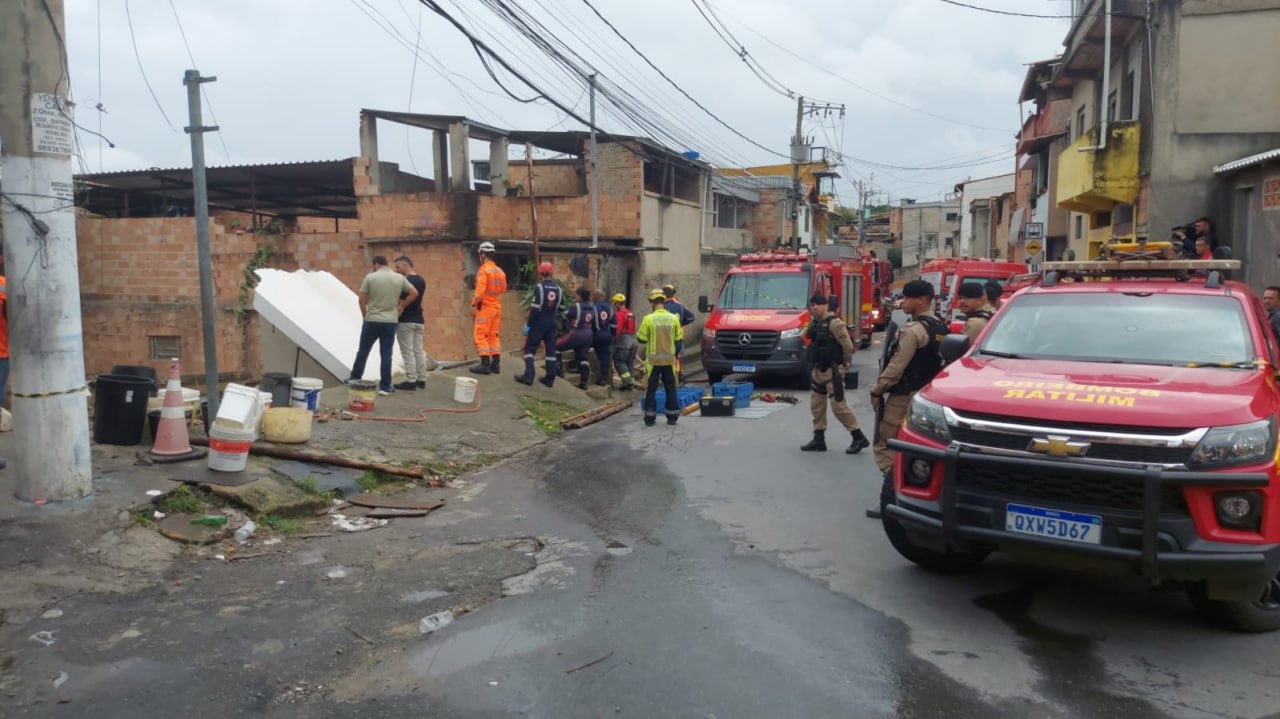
[260,372,293,409]
[93,374,156,445]
[109,364,161,397]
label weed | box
[130,508,154,527]
[261,514,304,534]
[159,485,204,514]
[517,395,579,436]
[357,469,398,492]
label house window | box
[714,195,752,230]
[1107,89,1119,122]
[149,335,181,360]
[1074,215,1084,239]
[1121,70,1136,119]
[945,212,958,222]
[925,233,937,249]
[1076,106,1087,139]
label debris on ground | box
[29,631,57,647]
[158,514,227,544]
[418,610,454,635]
[330,514,388,533]
[344,493,445,512]
[605,540,633,556]
[41,609,64,620]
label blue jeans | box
[0,357,8,407]
[350,322,397,391]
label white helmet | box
[478,241,495,254]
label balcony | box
[1056,121,1140,214]
[1016,99,1070,155]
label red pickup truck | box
[881,259,1280,631]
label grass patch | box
[158,485,205,514]
[261,514,304,534]
[131,507,155,527]
[294,475,340,500]
[357,469,400,492]
[517,395,581,436]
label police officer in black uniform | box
[516,262,562,387]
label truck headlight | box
[704,329,716,339]
[1188,417,1275,468]
[906,396,951,444]
[780,328,803,339]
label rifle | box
[873,319,898,445]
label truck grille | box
[950,426,1194,465]
[717,330,779,360]
[957,463,1190,516]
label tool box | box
[699,396,736,417]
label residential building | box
[1053,0,1280,258]
[715,160,840,249]
[1214,148,1280,288]
[891,199,962,271]
[955,174,1015,259]
[1013,57,1073,263]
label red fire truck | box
[699,246,872,386]
[882,259,1280,631]
[918,258,1028,321]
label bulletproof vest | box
[805,316,844,369]
[889,315,948,395]
[965,308,993,321]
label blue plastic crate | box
[711,381,754,409]
[654,385,707,409]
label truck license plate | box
[1005,503,1101,545]
[731,364,756,373]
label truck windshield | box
[716,272,809,310]
[957,276,1008,294]
[980,293,1254,366]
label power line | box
[932,0,1106,19]
[123,0,178,133]
[578,0,787,160]
[167,0,231,162]
[706,1,1015,133]
[689,0,791,99]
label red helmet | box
[538,261,553,275]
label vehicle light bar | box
[1043,260,1241,271]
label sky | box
[59,0,1076,207]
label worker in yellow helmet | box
[636,288,683,426]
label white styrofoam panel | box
[253,268,404,382]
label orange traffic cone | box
[149,358,206,463]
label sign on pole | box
[1025,238,1044,273]
[1025,222,1044,240]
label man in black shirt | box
[1263,286,1280,342]
[394,255,430,390]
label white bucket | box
[214,383,261,431]
[291,377,323,411]
[453,376,478,404]
[208,423,255,472]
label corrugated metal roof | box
[1214,147,1280,175]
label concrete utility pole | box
[790,95,804,251]
[184,70,222,421]
[588,73,599,249]
[0,0,94,501]
[526,143,539,267]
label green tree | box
[887,247,903,269]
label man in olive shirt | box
[350,255,418,395]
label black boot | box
[470,356,492,375]
[539,374,555,388]
[490,356,501,374]
[394,380,417,391]
[800,430,827,452]
[846,429,870,455]
[515,373,534,385]
[577,367,589,390]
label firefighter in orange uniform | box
[469,242,508,375]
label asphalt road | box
[325,329,1280,718]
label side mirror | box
[939,334,970,364]
[698,295,711,313]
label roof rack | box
[1039,259,1240,289]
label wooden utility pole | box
[0,0,95,501]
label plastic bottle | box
[234,520,257,543]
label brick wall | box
[504,160,581,197]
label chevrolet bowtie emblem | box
[1028,435,1090,457]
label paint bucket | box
[207,423,255,472]
[291,377,323,411]
[348,379,377,412]
[260,372,293,408]
[262,407,312,444]
[453,377,478,404]
[214,383,261,431]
